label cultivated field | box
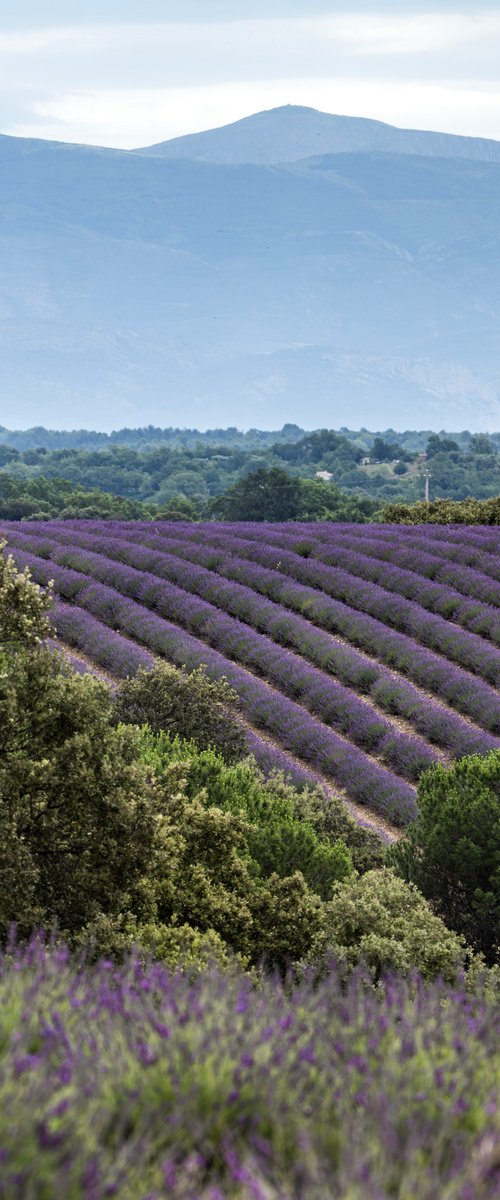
[3,520,500,834]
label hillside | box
[3,518,500,832]
[138,104,500,165]
[1,107,500,430]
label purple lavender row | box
[246,528,500,644]
[217,521,500,589]
[188,519,500,601]
[51,600,344,801]
[4,536,435,783]
[226,520,500,551]
[112,523,498,729]
[7,547,417,824]
[105,518,500,696]
[264,522,500,609]
[17,521,497,762]
[166,526,500,686]
[120,516,500,598]
[10,520,500,738]
[342,525,500,587]
[301,529,500,609]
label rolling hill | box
[138,104,500,166]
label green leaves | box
[116,661,246,763]
[0,542,52,647]
[306,868,471,984]
[391,751,500,963]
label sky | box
[2,2,500,149]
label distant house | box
[360,456,371,466]
[315,470,333,482]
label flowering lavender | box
[0,938,498,1199]
[5,523,499,754]
[3,518,500,826]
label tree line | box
[2,426,500,509]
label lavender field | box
[3,519,500,832]
[1,939,499,1200]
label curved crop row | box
[5,551,416,824]
[227,520,500,552]
[15,520,500,739]
[109,523,500,732]
[239,529,500,644]
[11,522,496,763]
[5,539,435,784]
[52,601,345,803]
[172,529,500,686]
[291,528,500,610]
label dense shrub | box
[139,730,355,899]
[115,660,246,762]
[384,496,500,523]
[391,750,500,963]
[305,868,474,983]
[0,646,162,942]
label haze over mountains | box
[1,105,500,431]
[139,105,500,167]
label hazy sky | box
[2,2,500,148]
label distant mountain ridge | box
[0,106,499,430]
[136,105,500,166]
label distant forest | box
[0,424,499,518]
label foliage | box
[297,477,380,521]
[305,868,473,983]
[371,436,413,462]
[208,467,303,521]
[0,550,355,970]
[208,466,380,522]
[292,785,385,875]
[139,730,356,898]
[390,751,500,964]
[384,496,500,523]
[1,943,499,1199]
[0,643,162,942]
[115,661,246,763]
[3,424,500,509]
[0,472,153,521]
[0,539,52,645]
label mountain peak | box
[136,105,500,167]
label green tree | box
[305,869,472,983]
[208,467,302,521]
[139,730,354,900]
[298,478,379,522]
[116,662,246,762]
[0,550,162,942]
[470,433,492,455]
[390,752,500,963]
[426,434,460,458]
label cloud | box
[2,1,497,25]
[1,11,500,147]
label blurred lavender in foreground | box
[0,938,499,1199]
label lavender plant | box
[0,940,498,1199]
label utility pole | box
[423,468,431,504]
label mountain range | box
[1,105,500,431]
